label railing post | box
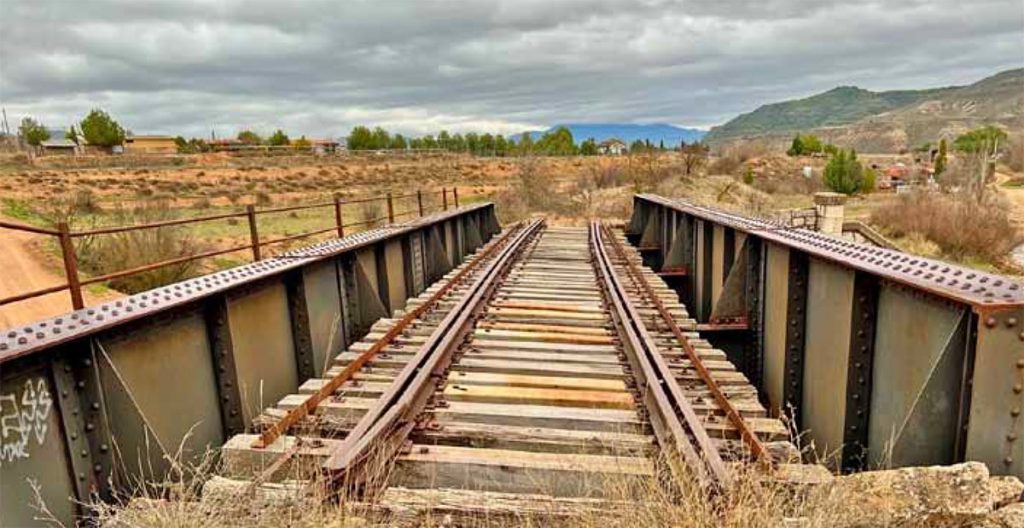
[246,205,261,261]
[334,193,345,238]
[442,187,448,211]
[57,221,84,310]
[417,190,424,217]
[453,186,459,208]
[386,193,395,224]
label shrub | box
[75,201,202,293]
[823,149,864,195]
[871,191,1023,263]
[861,167,877,193]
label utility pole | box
[1,107,9,136]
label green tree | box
[580,138,598,156]
[65,125,80,144]
[517,132,534,155]
[935,138,948,175]
[787,134,805,156]
[823,148,865,195]
[79,109,125,148]
[494,134,509,156]
[536,126,576,156]
[237,130,262,145]
[18,117,50,146]
[629,139,647,153]
[389,133,407,150]
[954,126,1007,153]
[479,133,496,156]
[450,133,467,153]
[862,167,877,193]
[371,127,391,150]
[437,130,452,151]
[267,129,289,146]
[293,135,312,150]
[347,126,374,150]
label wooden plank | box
[448,371,627,392]
[442,384,635,409]
[430,401,644,432]
[454,358,625,379]
[414,421,652,455]
[477,321,612,336]
[394,445,653,497]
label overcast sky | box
[1,0,1022,139]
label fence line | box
[0,187,461,310]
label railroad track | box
[215,220,802,523]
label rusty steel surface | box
[637,194,1024,311]
[601,223,771,469]
[0,203,494,364]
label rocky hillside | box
[706,68,1024,152]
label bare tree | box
[681,142,709,175]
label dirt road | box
[0,221,118,330]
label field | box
[1,148,1022,328]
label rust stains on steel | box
[590,221,732,490]
[252,220,527,449]
[601,223,772,469]
[636,194,1024,311]
[0,203,493,363]
[322,219,545,489]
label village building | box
[308,138,341,154]
[598,138,627,155]
[39,138,80,155]
[123,135,177,154]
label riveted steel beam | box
[965,309,1024,476]
[50,353,94,510]
[783,250,809,427]
[842,272,881,472]
[204,297,245,437]
[284,271,316,381]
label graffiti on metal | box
[0,378,53,465]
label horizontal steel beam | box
[635,194,1024,312]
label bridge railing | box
[0,187,463,313]
[0,194,496,526]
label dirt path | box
[0,221,119,330]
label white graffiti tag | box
[1,378,53,465]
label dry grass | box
[74,201,204,293]
[871,190,1024,265]
[31,444,855,528]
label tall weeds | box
[871,190,1023,264]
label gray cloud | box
[1,0,1021,138]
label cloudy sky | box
[1,0,1022,139]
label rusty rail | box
[601,222,771,467]
[590,221,732,490]
[0,187,459,311]
[322,219,544,490]
[252,219,528,450]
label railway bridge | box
[1,194,1022,525]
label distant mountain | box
[527,123,706,146]
[704,68,1023,152]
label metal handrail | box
[0,187,460,311]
